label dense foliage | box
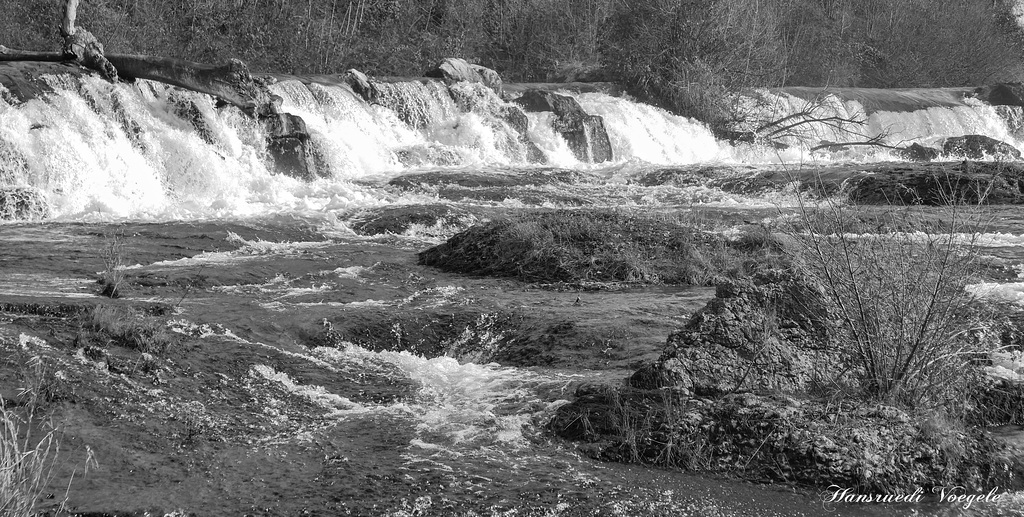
[3,0,1024,123]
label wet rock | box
[347,204,473,236]
[445,84,545,164]
[849,161,1024,205]
[512,90,613,163]
[0,61,94,104]
[394,144,463,168]
[425,57,503,94]
[497,104,546,163]
[169,91,216,145]
[895,142,941,162]
[942,135,1022,160]
[0,186,49,220]
[342,68,377,101]
[631,268,836,395]
[263,113,326,182]
[976,82,1024,107]
[390,169,581,190]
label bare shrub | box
[100,227,127,299]
[784,187,993,410]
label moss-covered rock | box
[418,210,764,285]
[631,268,839,395]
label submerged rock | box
[942,134,1022,160]
[0,186,49,220]
[513,90,613,164]
[347,204,474,237]
[394,144,463,168]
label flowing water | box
[2,75,1024,516]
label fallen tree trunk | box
[0,49,277,115]
[106,55,278,116]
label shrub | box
[784,195,992,410]
[99,228,127,299]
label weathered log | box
[0,46,63,62]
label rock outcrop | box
[513,90,613,163]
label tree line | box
[4,0,1023,124]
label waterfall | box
[1,69,1022,222]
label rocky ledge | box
[549,266,1024,492]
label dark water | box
[2,212,1022,516]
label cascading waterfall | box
[2,71,1024,222]
[751,89,1024,153]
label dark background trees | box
[4,0,1024,121]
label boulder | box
[0,186,49,220]
[976,83,1024,107]
[513,90,613,163]
[262,113,326,182]
[631,268,837,395]
[424,58,502,94]
[341,68,376,101]
[942,135,1021,160]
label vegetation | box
[0,407,59,517]
[785,197,993,411]
[84,305,179,355]
[99,227,127,298]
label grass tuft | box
[86,305,178,355]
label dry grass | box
[87,305,177,355]
[0,407,58,517]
